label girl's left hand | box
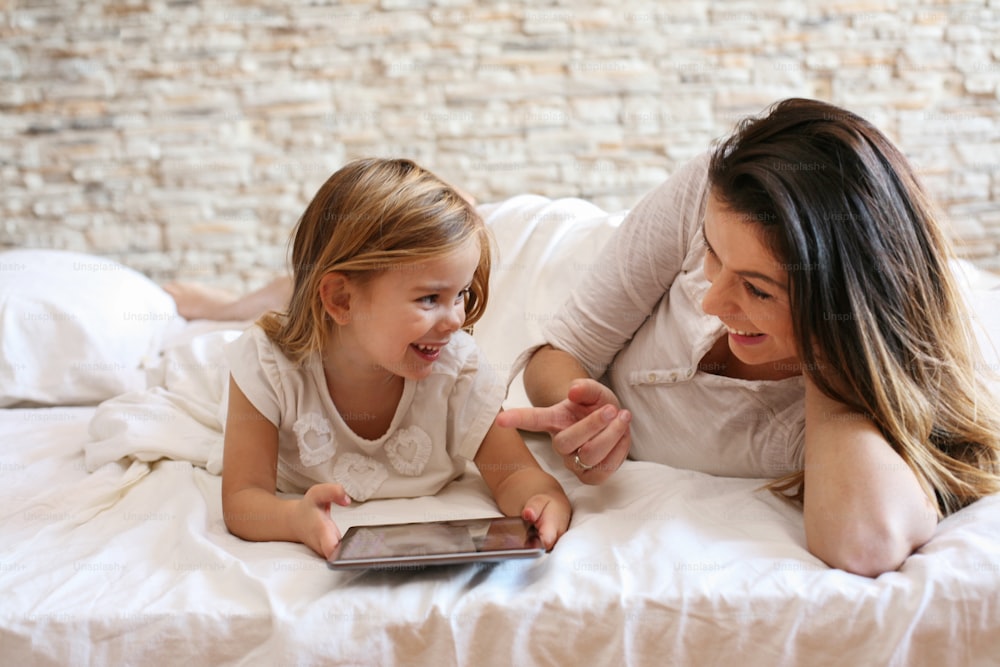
[522,493,572,550]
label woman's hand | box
[495,378,632,484]
[291,483,352,559]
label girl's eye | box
[455,288,470,304]
[419,295,438,307]
[744,281,772,301]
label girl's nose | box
[440,301,465,332]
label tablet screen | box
[327,517,545,570]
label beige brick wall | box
[2,1,999,291]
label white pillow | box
[474,196,625,408]
[0,249,180,406]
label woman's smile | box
[700,193,798,368]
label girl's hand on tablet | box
[294,483,352,558]
[522,492,572,550]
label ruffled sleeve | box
[224,325,286,427]
[445,332,507,461]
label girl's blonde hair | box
[259,158,491,363]
[709,98,1000,516]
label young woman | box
[498,98,1000,577]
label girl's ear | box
[319,272,352,325]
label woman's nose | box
[701,274,734,319]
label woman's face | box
[700,193,799,370]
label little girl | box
[221,158,571,558]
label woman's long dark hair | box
[709,98,1000,515]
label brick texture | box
[1,1,999,290]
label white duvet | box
[3,195,1000,665]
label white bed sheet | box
[2,403,1000,666]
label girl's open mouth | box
[411,343,443,361]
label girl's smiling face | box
[700,193,799,370]
[334,237,481,382]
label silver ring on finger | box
[573,450,595,471]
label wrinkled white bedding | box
[4,400,1000,665]
[3,194,1000,665]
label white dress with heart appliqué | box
[384,426,432,476]
[292,412,336,467]
[333,453,389,501]
[226,326,506,497]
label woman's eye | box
[702,245,719,275]
[744,281,772,300]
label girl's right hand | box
[292,483,352,559]
[494,379,632,484]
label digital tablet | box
[327,517,546,570]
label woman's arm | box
[522,344,590,408]
[802,379,937,577]
[497,156,709,483]
[540,155,710,380]
[474,418,572,549]
[222,376,350,558]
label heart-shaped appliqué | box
[384,426,432,476]
[333,453,388,501]
[293,412,336,467]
